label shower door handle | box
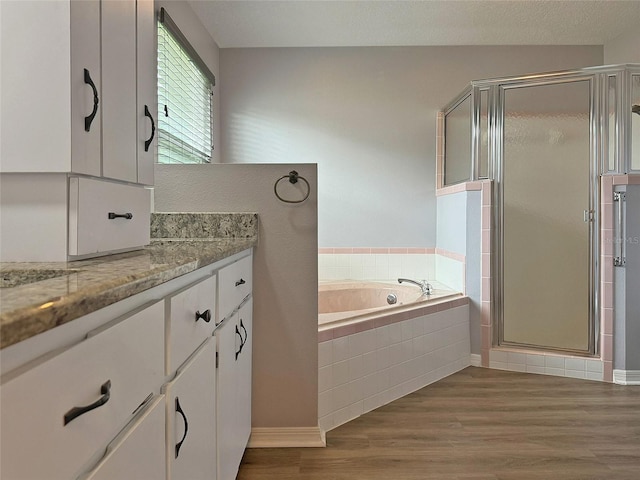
[614,192,626,267]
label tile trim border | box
[436,181,484,197]
[435,248,465,263]
[318,247,436,254]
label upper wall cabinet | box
[0,0,156,186]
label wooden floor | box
[238,367,640,480]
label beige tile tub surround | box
[318,297,470,432]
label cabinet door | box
[236,298,253,451]
[0,0,72,173]
[101,0,137,183]
[215,313,242,480]
[136,0,157,186]
[216,299,252,480]
[70,0,101,177]
[163,338,217,480]
[77,395,166,480]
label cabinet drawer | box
[218,254,253,320]
[0,301,164,480]
[77,394,166,480]
[69,176,150,257]
[166,275,217,374]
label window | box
[157,8,215,164]
[444,93,472,185]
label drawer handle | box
[195,309,212,323]
[235,325,244,360]
[175,397,189,459]
[83,68,99,132]
[63,379,111,426]
[235,278,246,287]
[108,212,133,220]
[144,105,156,152]
[240,318,248,345]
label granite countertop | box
[0,213,258,350]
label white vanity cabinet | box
[162,338,218,480]
[0,248,254,480]
[0,301,164,480]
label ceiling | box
[188,0,640,48]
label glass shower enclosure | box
[442,64,640,356]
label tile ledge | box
[490,347,601,360]
[611,174,640,185]
[436,180,489,196]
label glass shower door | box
[499,79,594,353]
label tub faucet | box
[398,278,433,295]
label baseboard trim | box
[470,354,482,367]
[247,426,326,448]
[613,369,640,385]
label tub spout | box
[398,278,432,295]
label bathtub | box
[317,281,471,433]
[318,281,460,327]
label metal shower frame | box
[442,64,640,356]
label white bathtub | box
[317,280,470,433]
[318,281,459,327]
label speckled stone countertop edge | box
[0,237,257,350]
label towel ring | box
[274,171,310,204]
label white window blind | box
[157,17,213,164]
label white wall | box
[154,164,319,432]
[604,27,640,64]
[156,0,221,163]
[219,46,603,248]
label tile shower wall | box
[318,305,470,432]
[318,248,465,292]
[434,251,465,293]
[318,248,435,283]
